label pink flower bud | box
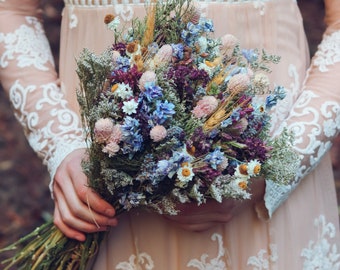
[109,124,123,143]
[154,44,173,66]
[192,96,219,118]
[139,70,157,90]
[220,34,239,57]
[102,141,120,157]
[150,125,167,142]
[94,118,114,143]
[227,73,251,93]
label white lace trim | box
[0,16,54,70]
[313,30,340,73]
[115,252,155,269]
[187,233,229,269]
[63,0,271,6]
[9,80,86,192]
[247,243,278,270]
[301,215,340,270]
[263,36,340,216]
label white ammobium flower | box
[113,83,133,99]
[107,17,120,31]
[122,99,138,115]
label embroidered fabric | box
[63,0,270,6]
[0,4,87,193]
[263,28,340,217]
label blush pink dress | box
[1,0,340,269]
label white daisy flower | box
[176,164,194,187]
[247,159,262,176]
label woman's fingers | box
[52,149,118,239]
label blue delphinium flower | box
[181,22,201,46]
[113,56,131,72]
[121,116,143,155]
[152,100,175,125]
[171,43,184,59]
[157,149,193,178]
[156,159,173,177]
[142,82,163,102]
[242,49,258,63]
[199,18,214,33]
[221,108,242,128]
[204,147,225,169]
[266,85,286,109]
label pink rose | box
[192,96,219,118]
[227,73,251,93]
[154,44,173,66]
[220,34,239,57]
[109,124,123,143]
[102,141,120,157]
[150,125,167,142]
[139,70,157,90]
[94,118,114,143]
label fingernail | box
[105,209,115,217]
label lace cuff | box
[47,140,87,195]
[260,28,340,218]
[0,5,86,196]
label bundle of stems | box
[0,220,105,270]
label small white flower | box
[234,164,249,179]
[122,99,138,115]
[114,83,133,99]
[176,164,194,187]
[107,17,120,31]
[247,159,262,176]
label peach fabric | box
[1,0,340,269]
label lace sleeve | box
[0,1,86,193]
[260,0,340,218]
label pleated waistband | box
[64,0,265,6]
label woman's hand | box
[52,149,118,241]
[164,177,265,232]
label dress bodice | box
[63,0,273,6]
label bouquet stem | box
[0,220,105,270]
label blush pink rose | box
[109,124,123,143]
[154,44,173,66]
[94,118,114,143]
[139,70,157,90]
[150,125,167,142]
[102,141,120,157]
[192,96,219,118]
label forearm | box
[0,1,86,191]
[262,0,340,218]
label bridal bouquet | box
[0,0,300,269]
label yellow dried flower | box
[111,84,119,92]
[126,42,139,54]
[238,181,248,190]
[104,14,115,24]
[239,164,248,175]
